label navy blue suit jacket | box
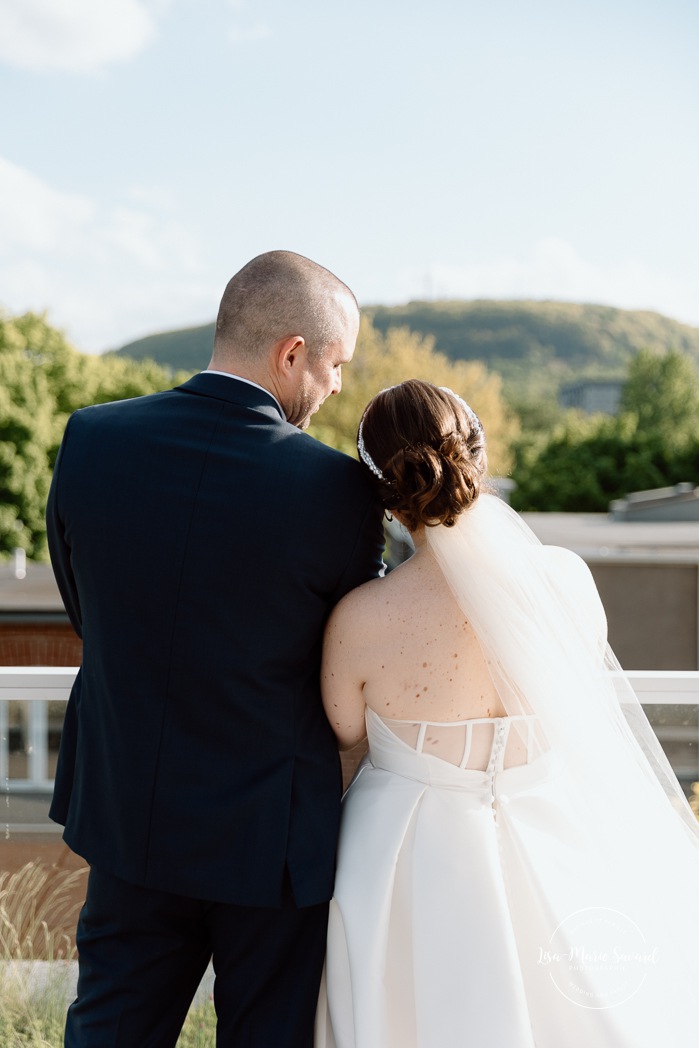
[47,373,384,907]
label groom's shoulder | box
[293,430,373,484]
[65,387,178,427]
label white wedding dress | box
[316,710,696,1047]
[316,496,699,1048]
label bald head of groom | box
[209,250,360,430]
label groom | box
[47,250,385,1047]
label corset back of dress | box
[366,707,539,773]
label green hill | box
[111,322,216,372]
[368,300,699,368]
[112,300,699,394]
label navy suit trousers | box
[66,867,329,1048]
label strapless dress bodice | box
[364,706,552,794]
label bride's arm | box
[321,590,369,751]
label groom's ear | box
[276,335,307,378]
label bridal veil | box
[427,493,699,1021]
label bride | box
[315,380,699,1048]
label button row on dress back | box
[485,720,508,775]
[410,715,531,769]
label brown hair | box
[358,380,488,530]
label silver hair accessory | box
[357,415,386,480]
[439,387,484,434]
[357,386,395,481]
[356,385,483,481]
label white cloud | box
[0,156,95,250]
[397,239,699,329]
[0,0,157,73]
[105,208,168,271]
[4,161,697,358]
[104,205,203,274]
[0,156,211,351]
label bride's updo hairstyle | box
[357,380,487,530]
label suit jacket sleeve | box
[46,415,83,639]
[329,486,385,606]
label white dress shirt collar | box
[204,370,285,418]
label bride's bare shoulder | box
[328,563,408,633]
[331,573,387,619]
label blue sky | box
[0,0,697,352]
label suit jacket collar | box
[176,372,286,422]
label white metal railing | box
[0,669,74,794]
[625,670,699,704]
[1,665,698,800]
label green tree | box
[619,349,699,447]
[511,413,675,512]
[0,348,55,556]
[512,349,699,512]
[0,310,192,557]
[10,312,98,424]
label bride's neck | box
[410,525,427,551]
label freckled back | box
[360,549,504,723]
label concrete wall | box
[590,562,698,670]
